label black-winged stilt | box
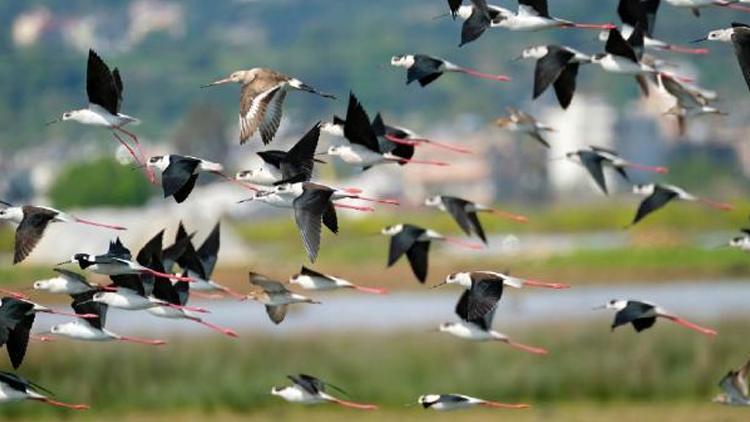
[418,393,530,411]
[289,266,388,295]
[595,299,717,335]
[630,184,732,226]
[146,154,225,203]
[390,54,510,87]
[516,44,593,109]
[564,146,668,195]
[424,195,528,244]
[271,374,378,410]
[0,371,89,410]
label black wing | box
[163,156,201,202]
[631,316,657,332]
[613,301,655,330]
[552,62,579,109]
[197,222,221,277]
[279,123,320,184]
[631,187,678,225]
[617,0,647,31]
[106,237,132,260]
[7,313,34,369]
[732,28,750,92]
[533,46,575,100]
[174,280,190,306]
[322,201,338,234]
[71,291,107,330]
[448,0,463,16]
[256,150,285,169]
[408,55,445,86]
[343,92,381,153]
[578,151,609,195]
[293,187,335,262]
[641,0,661,38]
[86,49,120,114]
[162,222,194,274]
[519,0,549,17]
[460,5,491,47]
[289,374,324,395]
[109,274,145,297]
[441,197,486,243]
[13,206,57,264]
[454,276,504,330]
[387,225,424,267]
[300,266,331,280]
[406,240,430,283]
[605,29,639,62]
[0,371,53,396]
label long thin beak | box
[591,305,606,311]
[432,12,451,20]
[315,152,330,157]
[55,259,73,266]
[512,55,524,61]
[690,37,707,44]
[45,118,60,126]
[430,281,448,289]
[237,197,255,204]
[201,77,232,88]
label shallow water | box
[34,279,750,337]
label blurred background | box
[1,0,750,420]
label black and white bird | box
[0,371,89,410]
[713,358,750,405]
[33,268,115,295]
[321,112,417,165]
[595,299,717,335]
[564,146,668,194]
[322,93,448,169]
[165,222,245,299]
[727,225,750,251]
[424,195,528,244]
[245,272,320,325]
[516,44,593,109]
[47,49,151,182]
[418,393,530,411]
[438,277,548,354]
[630,184,732,226]
[494,107,554,148]
[664,0,750,17]
[592,28,663,95]
[440,0,499,46]
[0,201,126,264]
[202,68,334,145]
[146,154,225,203]
[433,270,570,290]
[390,54,510,87]
[236,123,322,186]
[58,237,193,281]
[604,0,709,54]
[289,266,388,295]
[44,291,166,345]
[692,22,749,43]
[271,374,378,410]
[382,224,483,283]
[486,0,615,31]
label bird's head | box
[325,145,344,156]
[147,155,169,171]
[381,224,403,236]
[423,196,442,207]
[270,386,292,398]
[729,236,748,248]
[442,272,472,288]
[236,167,272,184]
[564,151,581,162]
[417,394,440,408]
[0,206,23,223]
[632,184,655,195]
[590,53,606,63]
[91,292,107,303]
[599,299,627,311]
[699,29,733,43]
[438,322,457,333]
[390,55,414,68]
[516,45,548,61]
[203,69,257,87]
[32,278,55,291]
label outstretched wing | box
[162,156,201,201]
[533,46,574,100]
[578,151,609,195]
[631,187,678,225]
[239,82,287,145]
[86,49,120,114]
[732,28,750,92]
[13,206,57,264]
[293,187,335,262]
[343,92,381,153]
[280,123,320,183]
[248,272,288,294]
[605,28,639,63]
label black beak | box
[690,37,707,44]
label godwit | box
[494,107,554,148]
[0,201,125,264]
[424,196,528,244]
[202,68,334,145]
[246,272,319,324]
[271,374,378,410]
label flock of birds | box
[2,0,750,413]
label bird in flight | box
[630,184,732,226]
[424,195,528,244]
[417,393,530,411]
[595,299,717,335]
[271,373,378,410]
[713,358,750,406]
[202,68,334,145]
[246,272,320,324]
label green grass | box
[1,320,747,419]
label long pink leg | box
[329,398,378,410]
[41,310,99,319]
[385,134,473,154]
[0,288,27,299]
[334,203,374,212]
[115,127,156,184]
[480,401,531,409]
[350,195,400,206]
[164,303,210,314]
[190,291,225,300]
[457,68,511,82]
[505,340,549,355]
[74,217,127,230]
[622,163,669,174]
[393,157,450,166]
[351,285,389,295]
[112,131,154,184]
[561,22,617,30]
[662,45,709,55]
[697,198,733,211]
[189,317,238,337]
[440,237,485,250]
[522,279,571,289]
[662,315,717,336]
[33,397,89,410]
[218,286,249,300]
[141,268,194,282]
[119,336,166,345]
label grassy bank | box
[1,320,747,419]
